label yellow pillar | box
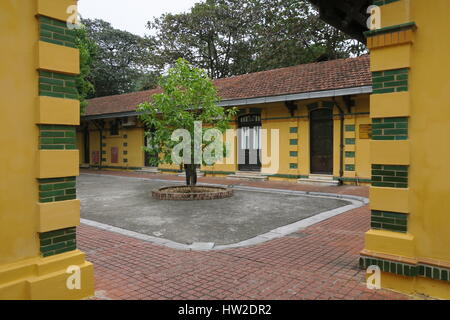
[361,0,450,298]
[0,0,94,299]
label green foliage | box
[75,26,96,114]
[148,0,367,79]
[133,71,160,92]
[82,19,157,97]
[81,1,368,99]
[138,59,236,167]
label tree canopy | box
[81,18,159,98]
[148,0,366,78]
[79,0,367,99]
[137,59,236,185]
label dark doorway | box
[83,126,90,164]
[310,108,333,174]
[238,114,261,171]
[144,128,158,167]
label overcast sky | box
[78,0,199,36]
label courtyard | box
[78,174,361,247]
[77,170,410,300]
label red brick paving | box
[78,169,408,300]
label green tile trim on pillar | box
[364,21,416,38]
[371,210,408,233]
[39,227,77,257]
[39,71,78,100]
[38,16,77,48]
[359,256,417,277]
[372,117,408,140]
[39,125,77,150]
[372,69,409,95]
[345,125,355,132]
[38,177,77,203]
[345,164,355,171]
[345,138,355,145]
[359,255,450,283]
[345,151,355,158]
[372,0,401,7]
[37,14,79,260]
[372,164,408,188]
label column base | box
[379,272,450,299]
[361,250,450,299]
[0,250,94,300]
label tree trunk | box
[184,164,197,186]
[191,165,197,186]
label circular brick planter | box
[152,186,233,201]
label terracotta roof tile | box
[84,55,371,116]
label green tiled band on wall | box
[39,16,77,48]
[345,138,355,145]
[371,210,407,233]
[39,125,76,150]
[360,256,417,277]
[372,68,408,94]
[39,71,78,100]
[39,227,76,257]
[345,151,355,158]
[37,14,79,260]
[345,125,355,132]
[345,164,355,171]
[38,177,76,203]
[373,0,400,6]
[359,256,450,283]
[372,164,408,188]
[372,117,408,140]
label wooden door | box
[310,108,333,174]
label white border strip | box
[79,173,368,251]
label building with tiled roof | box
[77,55,374,184]
[84,55,371,117]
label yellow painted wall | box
[77,121,146,169]
[76,129,84,164]
[1,0,94,300]
[78,95,371,183]
[0,0,40,265]
[363,0,450,298]
[208,96,371,182]
[354,95,372,181]
[407,0,450,262]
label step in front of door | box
[298,175,339,186]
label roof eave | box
[81,85,372,121]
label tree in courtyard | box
[137,59,236,186]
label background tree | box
[138,59,236,186]
[133,71,161,92]
[82,18,158,97]
[148,0,366,79]
[80,1,367,99]
[75,26,97,114]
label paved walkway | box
[78,169,409,300]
